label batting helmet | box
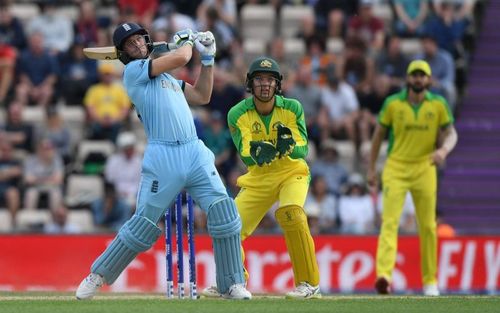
[112,22,153,64]
[246,57,283,94]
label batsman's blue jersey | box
[124,59,197,141]
[122,59,227,217]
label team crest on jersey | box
[251,122,262,134]
[425,111,435,121]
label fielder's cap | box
[98,63,115,75]
[117,132,136,149]
[407,60,432,76]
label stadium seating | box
[65,174,104,209]
[279,5,314,38]
[240,4,276,41]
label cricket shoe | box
[375,277,391,295]
[76,273,104,300]
[222,284,252,300]
[201,285,221,298]
[286,282,321,299]
[423,284,440,296]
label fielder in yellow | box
[367,60,458,296]
[204,57,320,299]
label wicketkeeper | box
[204,57,321,299]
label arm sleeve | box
[377,98,393,127]
[438,96,454,127]
[289,100,309,159]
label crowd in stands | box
[0,0,483,235]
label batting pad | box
[92,215,161,284]
[207,198,246,294]
[275,205,320,286]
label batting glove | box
[173,29,194,47]
[194,31,216,66]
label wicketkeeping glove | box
[250,141,278,166]
[276,124,295,158]
[173,29,194,47]
[194,31,216,66]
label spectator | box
[15,32,59,107]
[74,0,100,47]
[300,35,337,86]
[43,204,81,234]
[415,35,457,112]
[347,0,385,52]
[0,0,27,52]
[393,0,430,37]
[23,139,64,210]
[426,1,469,58]
[27,0,74,54]
[203,111,233,178]
[305,175,338,234]
[207,67,245,118]
[310,139,349,196]
[433,0,474,22]
[58,40,98,105]
[118,0,158,28]
[318,66,359,151]
[2,100,35,154]
[41,107,72,165]
[197,0,237,30]
[104,132,141,208]
[314,0,359,37]
[0,139,21,229]
[0,41,15,106]
[338,173,375,234]
[375,35,411,91]
[83,63,131,143]
[91,181,131,232]
[285,62,322,146]
[341,36,375,107]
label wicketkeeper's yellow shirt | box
[378,89,454,163]
[228,95,308,170]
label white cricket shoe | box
[423,284,440,296]
[222,284,252,300]
[76,273,104,300]
[201,285,221,298]
[286,282,321,299]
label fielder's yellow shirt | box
[83,83,130,119]
[228,95,308,169]
[378,89,454,162]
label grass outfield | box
[1,293,499,313]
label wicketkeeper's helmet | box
[113,22,153,64]
[246,56,283,94]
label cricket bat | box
[83,42,177,60]
[83,32,214,60]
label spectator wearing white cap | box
[104,132,141,209]
[338,173,376,234]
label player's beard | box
[408,82,427,94]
